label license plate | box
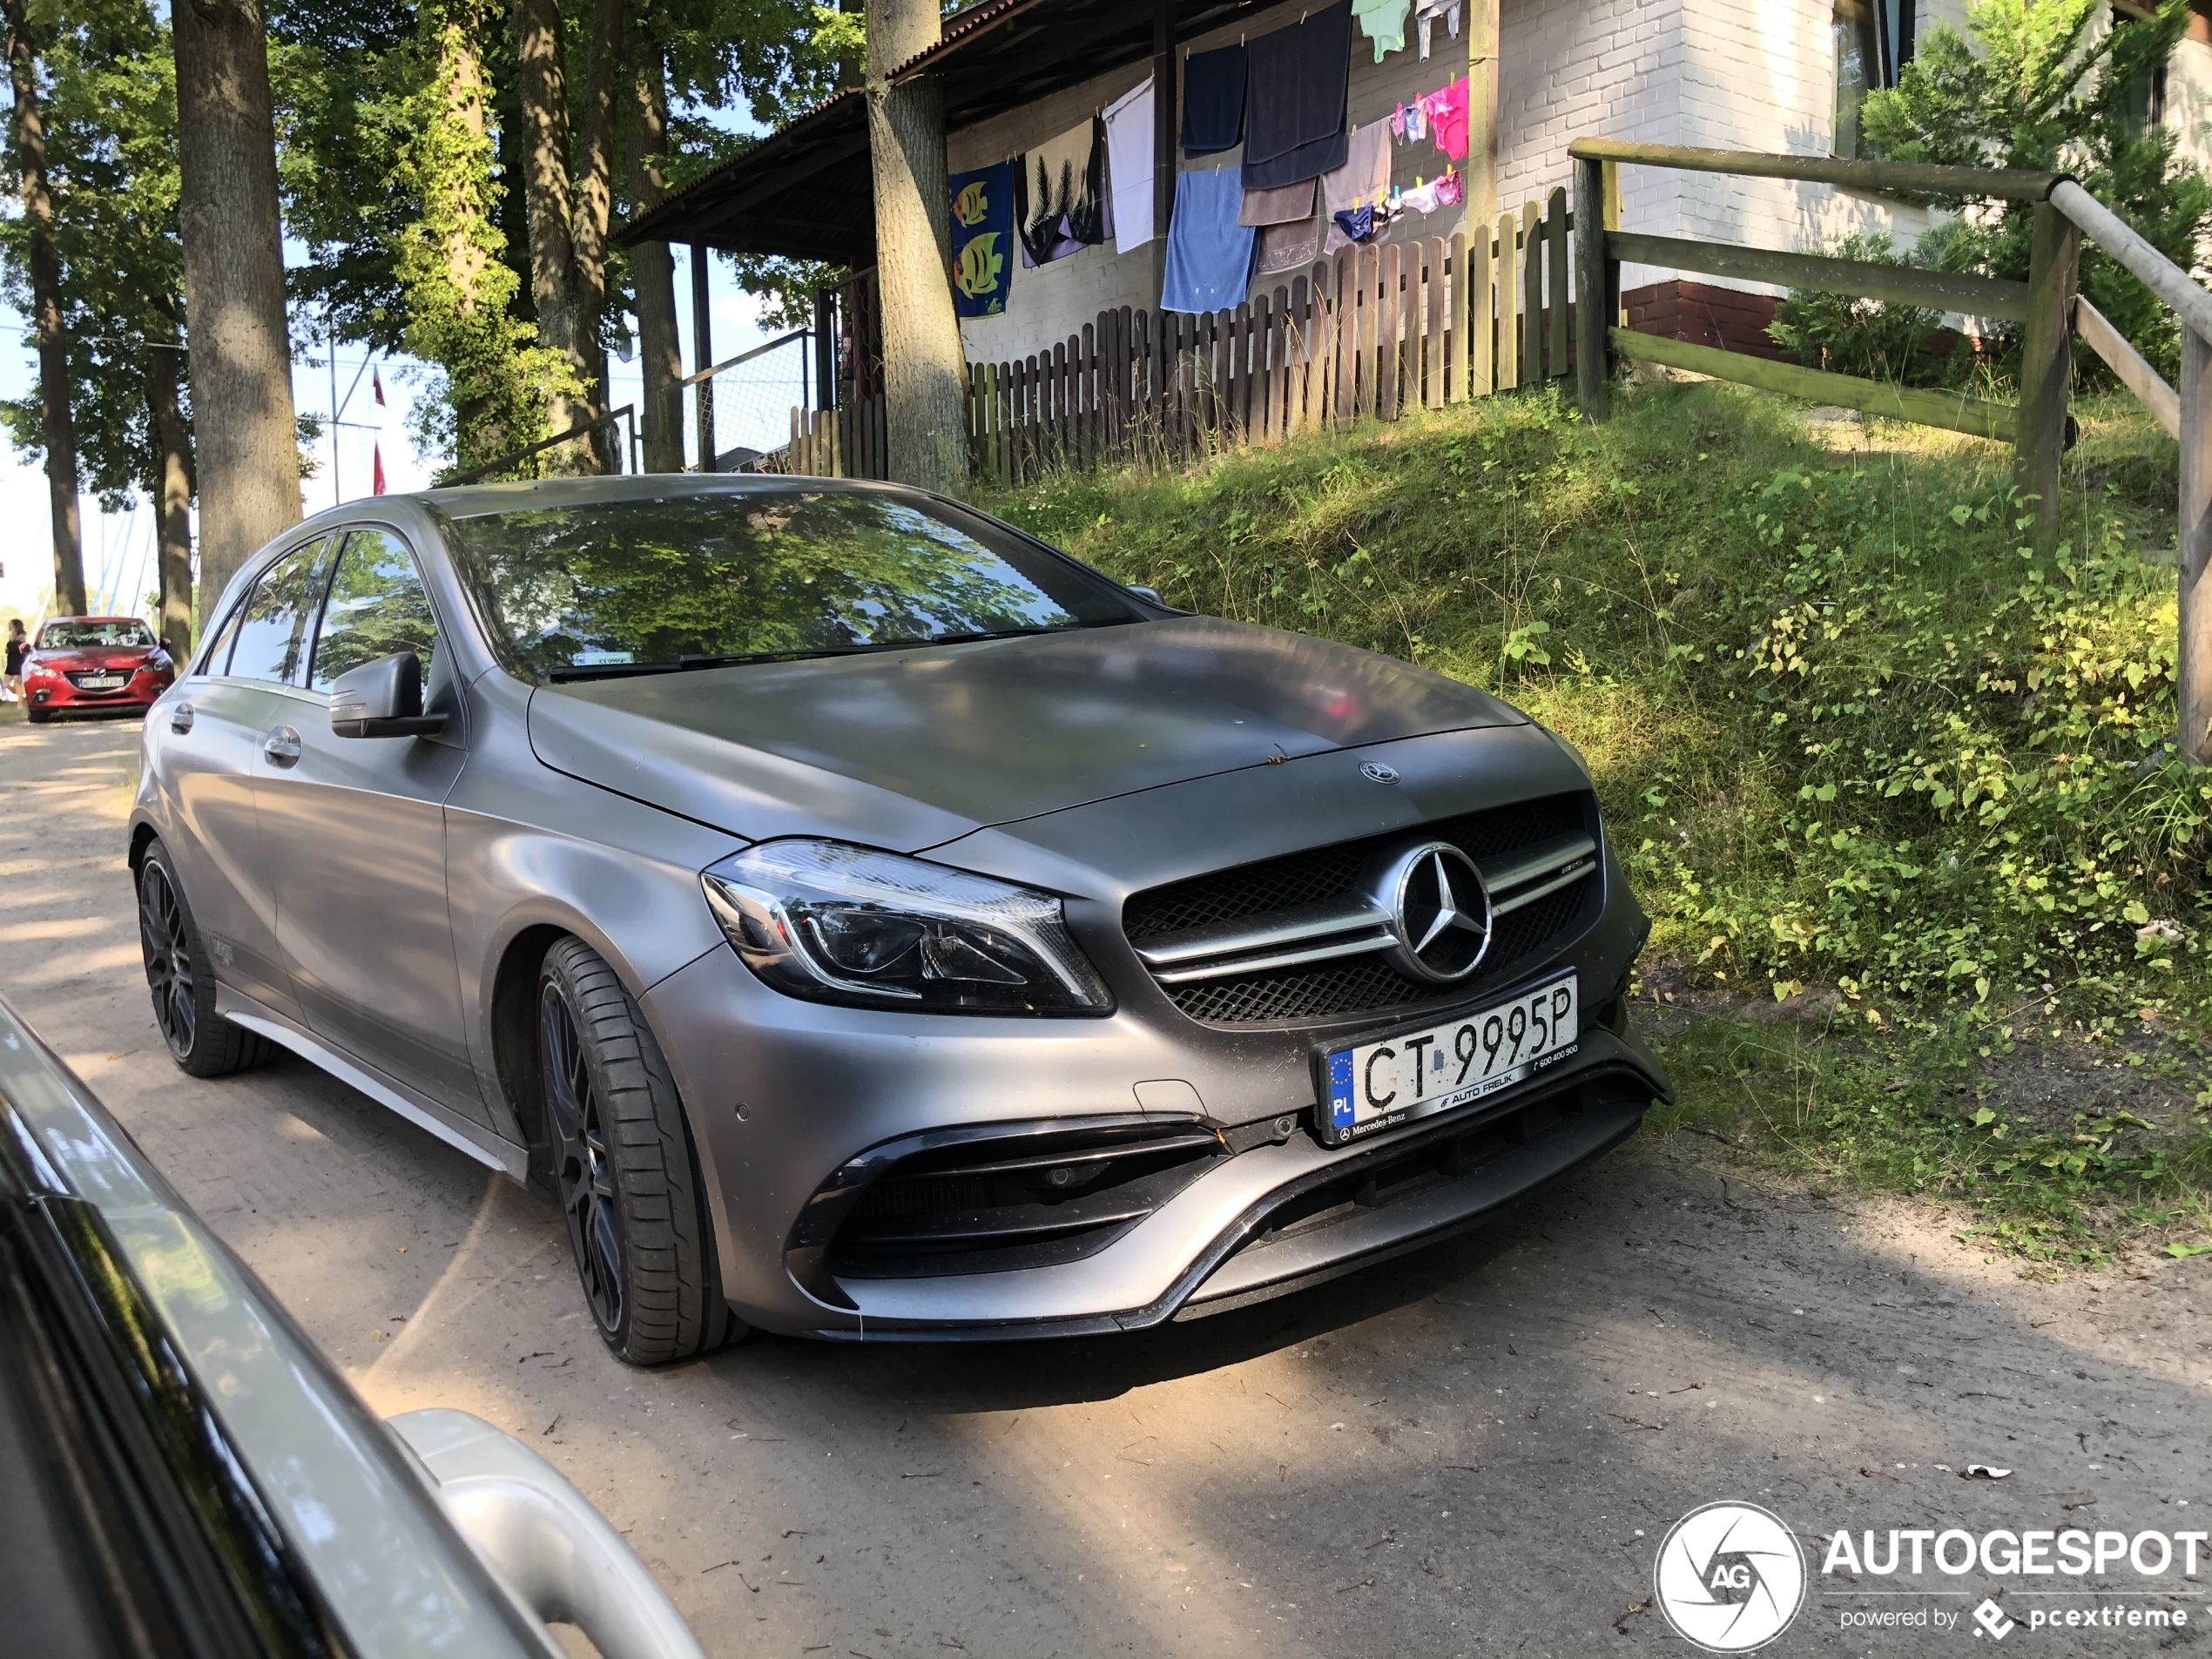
[77,674,125,690]
[1319,975,1578,1146]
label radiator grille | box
[1124,792,1601,1027]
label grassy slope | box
[978,380,2212,1263]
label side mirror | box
[1128,585,1163,606]
[329,652,448,738]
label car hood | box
[36,647,153,670]
[526,616,1524,850]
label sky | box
[0,243,807,627]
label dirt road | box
[3,715,2204,1656]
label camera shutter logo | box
[1652,1501,1805,1653]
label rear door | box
[256,527,484,1119]
[157,539,335,1018]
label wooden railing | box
[1568,139,2073,529]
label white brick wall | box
[946,0,2019,361]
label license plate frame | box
[76,673,126,691]
[1313,974,1579,1148]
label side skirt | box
[214,988,529,1183]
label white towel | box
[1104,77,1156,253]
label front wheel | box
[25,705,51,725]
[536,937,741,1366]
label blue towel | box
[1161,167,1258,314]
[1181,43,1246,158]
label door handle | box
[169,702,194,734]
[263,725,302,766]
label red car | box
[21,616,175,723]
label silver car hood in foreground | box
[526,614,1525,850]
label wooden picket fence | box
[768,186,1581,482]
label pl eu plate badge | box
[948,162,1013,319]
[1327,1050,1357,1137]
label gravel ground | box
[3,715,2206,1656]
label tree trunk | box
[571,0,622,464]
[5,0,86,616]
[147,339,195,660]
[172,0,300,617]
[865,0,968,492]
[625,10,682,472]
[511,0,594,459]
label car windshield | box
[449,489,1143,682]
[37,620,154,650]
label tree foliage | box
[1859,0,2212,378]
[0,0,185,512]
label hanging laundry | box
[1320,119,1391,254]
[1413,0,1460,61]
[1162,167,1258,313]
[1241,0,1353,192]
[1419,75,1470,160]
[1331,204,1378,245]
[1182,43,1246,158]
[1352,0,1409,61]
[1435,166,1463,206]
[1239,177,1318,228]
[1103,78,1157,250]
[1404,99,1426,144]
[1015,116,1107,266]
[1390,103,1406,140]
[1256,212,1325,276]
[948,162,1015,318]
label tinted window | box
[451,489,1139,683]
[225,540,332,684]
[37,620,154,649]
[309,530,440,691]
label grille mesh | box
[1124,792,1601,1027]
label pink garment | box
[1435,167,1462,206]
[1420,76,1469,160]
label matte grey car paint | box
[132,475,1669,1342]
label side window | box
[197,597,249,677]
[225,539,334,685]
[308,529,441,691]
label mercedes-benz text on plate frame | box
[1323,975,1580,1147]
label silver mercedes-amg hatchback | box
[130,475,1667,1364]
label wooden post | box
[2183,329,2212,764]
[1495,208,1517,390]
[2016,199,2079,546]
[1378,244,1401,422]
[1447,232,1470,402]
[691,242,714,469]
[1574,156,1608,411]
[1521,198,1542,383]
[1546,187,1568,378]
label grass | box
[974,377,2212,1263]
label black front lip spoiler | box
[808,1055,1662,1342]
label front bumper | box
[25,673,170,713]
[640,868,1669,1340]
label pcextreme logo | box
[1653,1501,1808,1653]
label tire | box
[137,840,275,1078]
[536,936,741,1366]
[25,705,51,725]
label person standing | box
[3,618,25,702]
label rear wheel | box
[536,937,740,1366]
[137,840,273,1077]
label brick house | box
[626,0,2212,411]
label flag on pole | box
[372,442,387,496]
[372,366,386,406]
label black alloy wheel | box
[134,840,273,1078]
[140,858,197,1059]
[540,975,624,1336]
[534,937,738,1365]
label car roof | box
[41,615,146,625]
[411,471,917,520]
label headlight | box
[701,840,1113,1015]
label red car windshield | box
[37,620,155,650]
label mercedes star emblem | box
[1376,840,1492,982]
[1360,762,1400,785]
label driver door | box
[254,527,485,1121]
